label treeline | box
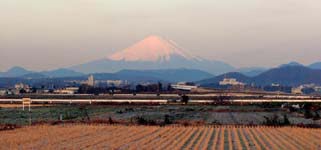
[78,82,175,94]
[78,84,131,95]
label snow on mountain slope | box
[108,35,200,62]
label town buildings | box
[219,78,245,86]
[54,87,79,94]
[292,84,321,95]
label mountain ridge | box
[0,67,84,78]
[309,62,321,70]
[0,66,33,77]
[199,65,321,87]
[70,35,235,75]
[0,68,215,87]
[115,68,213,82]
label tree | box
[135,84,145,92]
[108,117,114,124]
[283,114,291,125]
[158,82,162,92]
[167,84,173,91]
[313,112,320,120]
[263,114,280,126]
[302,88,315,94]
[181,94,189,104]
[303,103,313,119]
[30,87,38,93]
[164,114,172,125]
[19,89,26,94]
[79,106,90,121]
[78,84,92,94]
[304,110,313,119]
[109,90,114,96]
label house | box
[0,89,7,96]
[292,87,303,94]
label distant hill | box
[3,61,321,88]
[0,67,84,78]
[279,61,304,68]
[309,62,321,70]
[198,72,251,87]
[115,68,213,82]
[91,72,162,83]
[199,65,321,87]
[0,66,33,77]
[0,68,214,88]
[41,69,84,78]
[0,77,27,88]
[236,67,267,77]
[21,73,47,79]
[253,66,321,86]
[89,68,213,83]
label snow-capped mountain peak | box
[108,35,197,62]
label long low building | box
[171,82,198,91]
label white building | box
[54,87,79,94]
[219,78,244,86]
[292,87,303,94]
[87,75,95,86]
[107,80,127,87]
[0,90,7,95]
[15,83,30,90]
[292,84,321,94]
[14,83,31,93]
[315,86,321,93]
[171,82,198,91]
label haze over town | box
[1,1,321,149]
[1,0,321,71]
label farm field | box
[1,104,320,125]
[0,125,320,150]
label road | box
[0,98,321,104]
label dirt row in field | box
[0,124,320,150]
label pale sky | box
[1,0,321,71]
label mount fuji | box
[70,35,234,75]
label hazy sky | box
[1,0,321,71]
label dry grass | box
[0,125,320,150]
[0,104,53,108]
